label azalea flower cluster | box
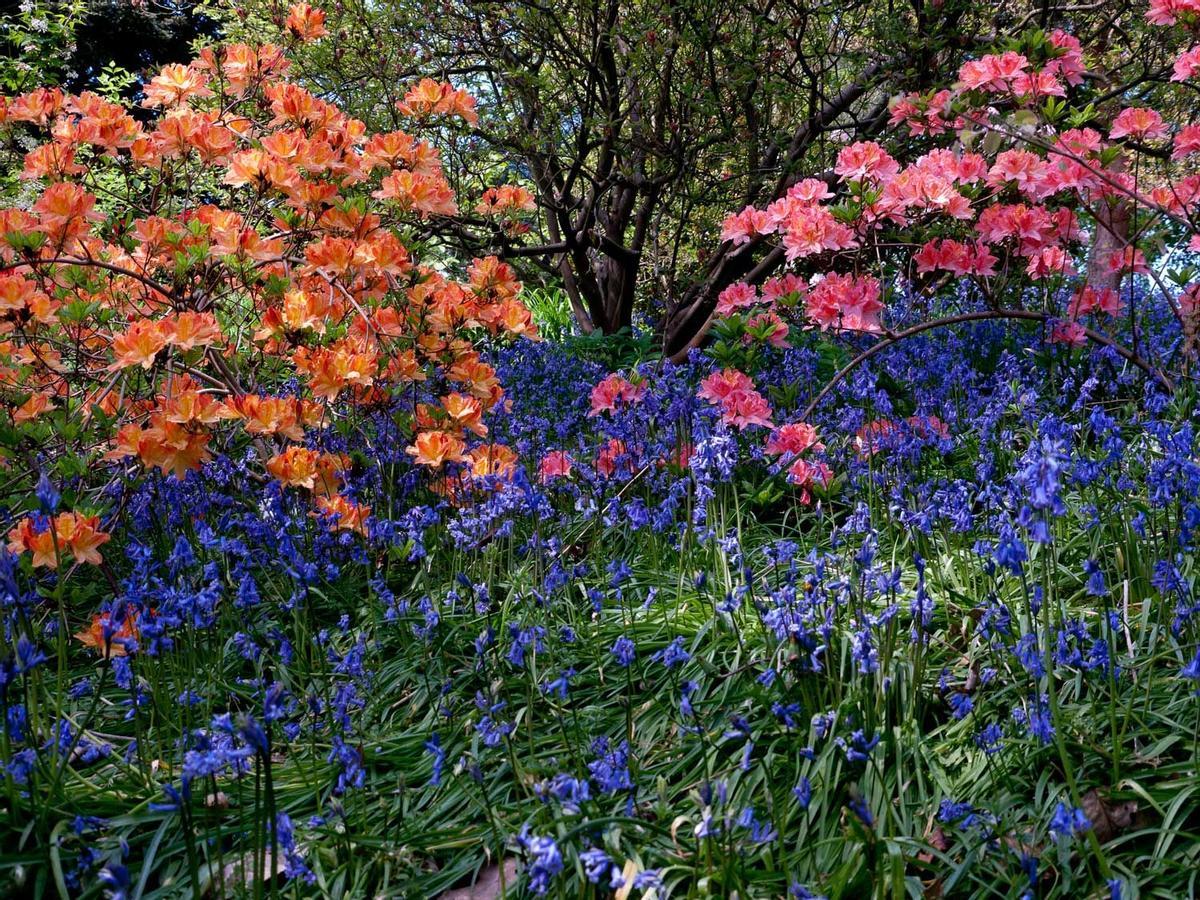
[715,17,1200,363]
[0,12,537,568]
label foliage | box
[520,285,576,343]
[213,0,1184,352]
[0,0,89,94]
[0,2,1199,899]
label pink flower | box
[1172,45,1200,81]
[958,51,1030,92]
[1055,128,1104,156]
[1173,124,1200,159]
[805,272,884,333]
[834,141,900,183]
[1146,0,1200,26]
[976,203,1060,251]
[765,422,823,457]
[1068,286,1121,318]
[697,368,754,405]
[1025,246,1076,280]
[1046,31,1087,85]
[588,373,646,417]
[595,438,633,478]
[1180,283,1200,318]
[854,419,896,457]
[744,311,790,348]
[1049,319,1087,347]
[761,272,806,302]
[1106,246,1149,275]
[987,149,1048,196]
[906,415,950,440]
[715,282,759,316]
[660,441,694,470]
[1011,70,1066,98]
[786,458,832,504]
[1109,107,1167,141]
[786,178,835,204]
[719,389,773,430]
[889,90,955,136]
[698,369,772,430]
[780,205,858,260]
[914,239,997,277]
[538,450,573,482]
[720,205,773,245]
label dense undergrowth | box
[3,3,1200,897]
[3,297,1198,899]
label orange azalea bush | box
[0,13,536,568]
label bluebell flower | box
[790,883,827,899]
[793,777,812,809]
[947,692,973,720]
[14,635,46,674]
[1180,649,1200,685]
[1084,560,1107,597]
[35,472,60,513]
[632,870,662,890]
[1048,802,1091,842]
[579,847,622,887]
[1015,633,1046,679]
[97,864,130,899]
[610,635,636,667]
[651,636,690,669]
[425,734,445,786]
[516,826,563,895]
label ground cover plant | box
[0,1,1199,897]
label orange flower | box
[143,63,214,109]
[493,299,539,339]
[109,420,213,479]
[33,182,103,243]
[221,44,290,96]
[467,443,518,480]
[157,380,234,427]
[302,236,357,275]
[292,340,378,401]
[75,607,141,658]
[7,512,110,568]
[164,311,225,350]
[55,513,110,565]
[13,392,54,424]
[468,256,521,300]
[362,130,422,170]
[255,288,339,340]
[397,79,479,125]
[406,430,467,468]
[8,87,65,126]
[285,3,328,41]
[111,319,171,370]
[475,185,536,216]
[447,356,500,403]
[21,141,86,181]
[223,149,273,188]
[225,394,316,440]
[314,494,370,535]
[373,169,459,216]
[0,274,40,313]
[6,517,57,568]
[266,446,348,495]
[441,392,487,436]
